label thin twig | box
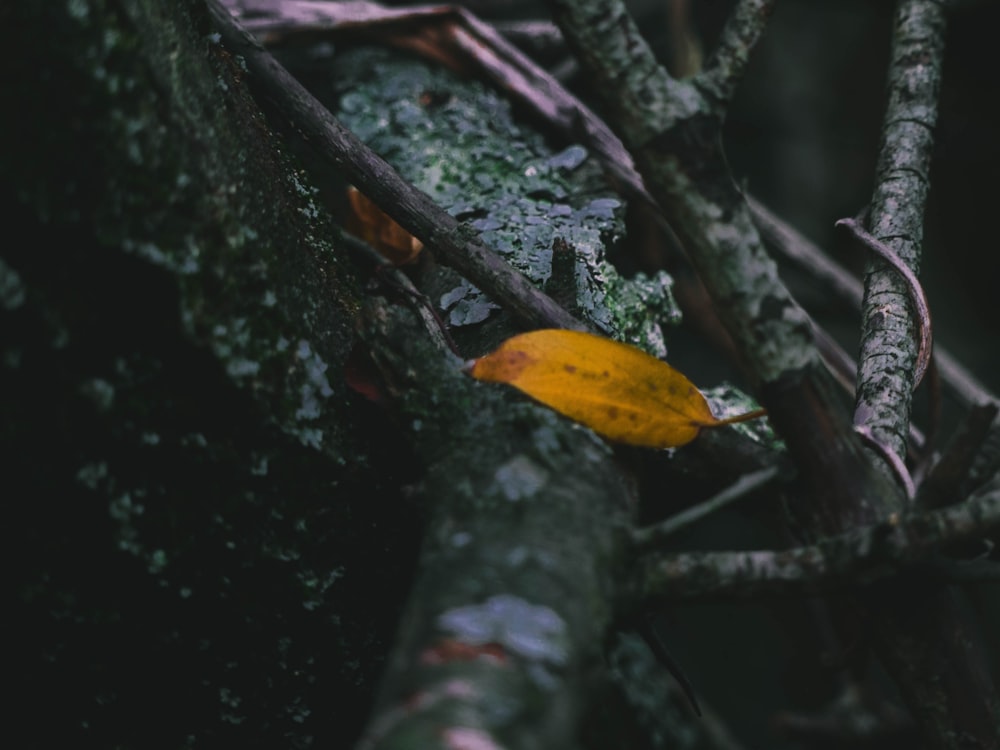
[853,423,916,500]
[837,217,933,390]
[632,465,781,550]
[695,0,776,110]
[634,615,702,717]
[917,402,1000,510]
[749,197,862,308]
[749,197,997,410]
[634,479,1000,601]
[335,227,463,357]
[547,0,688,149]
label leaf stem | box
[712,407,769,426]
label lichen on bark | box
[854,0,947,463]
[326,46,681,357]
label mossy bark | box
[3,2,666,748]
[4,1,404,746]
[357,301,636,750]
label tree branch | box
[353,296,637,750]
[749,196,998,411]
[918,402,1000,510]
[546,0,699,148]
[634,478,1000,601]
[208,0,586,333]
[631,466,781,551]
[694,0,776,111]
[836,12,1000,738]
[854,0,948,462]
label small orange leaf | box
[346,186,423,265]
[468,329,766,448]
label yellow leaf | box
[468,329,766,448]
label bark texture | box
[355,300,635,750]
[855,0,947,461]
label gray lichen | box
[333,48,680,356]
[437,593,570,668]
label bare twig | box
[551,0,818,383]
[749,197,863,307]
[631,465,781,550]
[695,0,776,110]
[335,228,462,357]
[750,196,998,410]
[917,402,1000,510]
[634,480,1000,601]
[634,616,702,717]
[853,423,917,500]
[837,217,933,391]
[837,212,936,499]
